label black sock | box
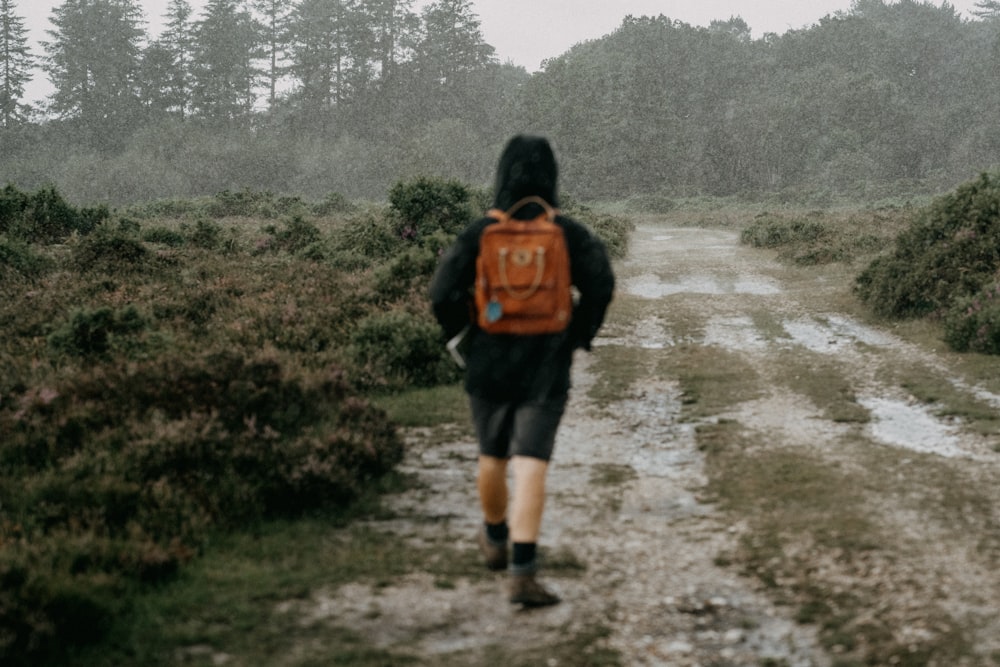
[485,520,509,543]
[512,542,537,567]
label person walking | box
[429,135,615,607]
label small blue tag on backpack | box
[486,299,503,323]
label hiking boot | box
[509,573,560,608]
[477,526,508,571]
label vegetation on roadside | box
[739,207,912,267]
[855,172,1000,354]
[0,178,631,665]
[741,171,1000,356]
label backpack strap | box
[487,196,558,223]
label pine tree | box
[973,1,1000,19]
[365,0,417,84]
[287,0,367,113]
[190,0,263,120]
[251,0,292,108]
[42,0,146,143]
[0,0,33,128]
[160,0,194,118]
[417,0,495,85]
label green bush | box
[943,284,1000,353]
[47,306,151,359]
[388,175,476,241]
[741,213,827,249]
[372,246,439,303]
[206,189,273,218]
[565,202,635,260]
[188,218,224,250]
[0,184,109,244]
[141,226,186,247]
[0,352,403,663]
[856,172,1000,319]
[71,227,164,274]
[0,236,52,279]
[351,310,459,390]
[257,215,323,256]
[204,189,311,219]
[331,209,406,267]
[740,209,908,266]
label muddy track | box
[295,222,1000,666]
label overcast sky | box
[15,0,986,103]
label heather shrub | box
[47,306,152,359]
[0,236,52,280]
[739,209,910,267]
[257,215,323,256]
[141,226,186,247]
[943,284,1000,353]
[205,189,273,218]
[331,208,405,268]
[0,352,402,662]
[372,245,438,303]
[70,226,161,274]
[0,541,127,666]
[565,201,635,260]
[856,172,1000,319]
[388,175,476,241]
[187,218,224,250]
[351,310,459,390]
[741,213,827,249]
[0,179,631,664]
[0,184,109,243]
[203,189,312,219]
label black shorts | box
[469,396,567,462]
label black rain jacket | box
[429,136,615,403]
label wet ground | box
[288,222,1000,665]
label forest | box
[1,0,1000,205]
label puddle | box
[858,396,972,459]
[783,315,895,354]
[625,273,781,298]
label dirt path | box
[297,221,1000,666]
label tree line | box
[2,0,1000,204]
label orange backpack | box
[474,196,572,335]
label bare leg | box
[509,455,549,543]
[477,455,508,523]
[506,455,560,606]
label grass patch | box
[697,416,989,664]
[665,345,761,418]
[778,354,870,423]
[886,361,1000,435]
[373,383,470,428]
[62,510,482,667]
[586,344,654,408]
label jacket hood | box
[492,135,559,212]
